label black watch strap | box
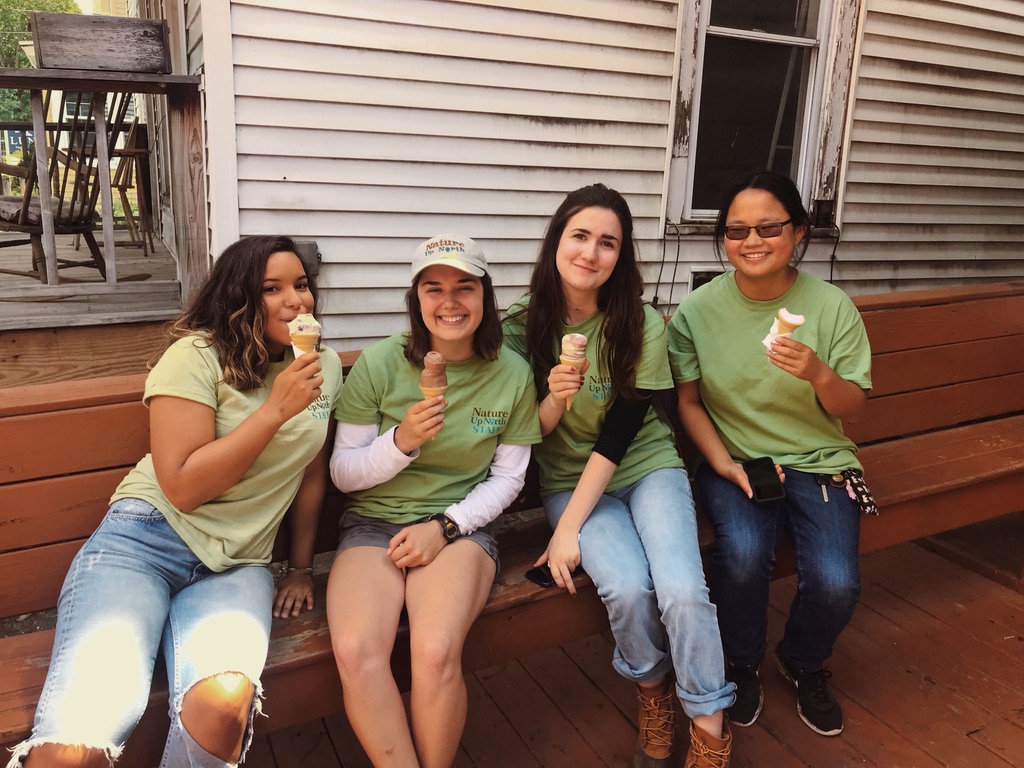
[427,513,460,543]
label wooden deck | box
[0,232,180,330]
[243,542,1024,768]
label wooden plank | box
[847,372,1024,444]
[0,374,146,416]
[0,540,82,618]
[869,333,1024,397]
[323,711,375,768]
[0,315,159,391]
[859,293,1024,354]
[0,467,126,551]
[266,718,343,767]
[166,82,209,303]
[920,511,1024,592]
[0,69,198,95]
[859,473,1024,554]
[476,660,609,767]
[861,546,1024,658]
[519,646,636,767]
[858,416,1024,506]
[0,401,150,484]
[31,13,171,73]
[461,675,542,768]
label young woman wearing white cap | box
[325,234,540,768]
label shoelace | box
[688,726,730,768]
[638,691,675,750]
[800,667,835,710]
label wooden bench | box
[3,281,1023,766]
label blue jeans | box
[6,499,274,768]
[696,464,861,671]
[543,468,734,718]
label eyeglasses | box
[724,219,792,241]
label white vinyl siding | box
[227,0,680,350]
[835,0,1024,292]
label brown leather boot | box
[685,720,732,768]
[632,687,676,767]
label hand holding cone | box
[559,333,588,410]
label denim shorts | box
[336,510,500,570]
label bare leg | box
[692,711,725,739]
[23,744,109,768]
[180,672,255,762]
[405,541,495,768]
[327,547,417,768]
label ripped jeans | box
[6,499,273,767]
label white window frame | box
[666,0,840,223]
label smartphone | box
[742,457,786,502]
[525,563,583,588]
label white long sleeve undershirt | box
[329,422,530,534]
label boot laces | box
[637,690,675,752]
[687,725,731,768]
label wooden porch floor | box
[0,232,180,330]
[243,542,1024,768]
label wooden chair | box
[0,90,131,283]
[111,119,155,256]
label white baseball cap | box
[411,234,488,278]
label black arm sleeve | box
[592,389,656,466]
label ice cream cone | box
[287,313,321,357]
[559,355,584,410]
[420,352,449,438]
[776,308,805,336]
[290,332,319,355]
[559,333,588,411]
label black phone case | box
[743,457,786,502]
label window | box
[678,0,831,217]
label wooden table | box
[0,68,199,286]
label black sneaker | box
[775,649,843,736]
[725,663,763,727]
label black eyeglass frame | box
[723,219,793,241]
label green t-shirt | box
[667,270,871,473]
[112,335,345,571]
[503,299,683,496]
[337,334,541,524]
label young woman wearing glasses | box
[668,170,872,738]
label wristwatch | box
[427,513,460,543]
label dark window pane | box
[710,0,820,38]
[692,36,807,210]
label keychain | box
[841,468,878,515]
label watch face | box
[442,519,459,541]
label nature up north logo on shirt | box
[308,392,332,419]
[471,407,509,434]
[587,375,612,402]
